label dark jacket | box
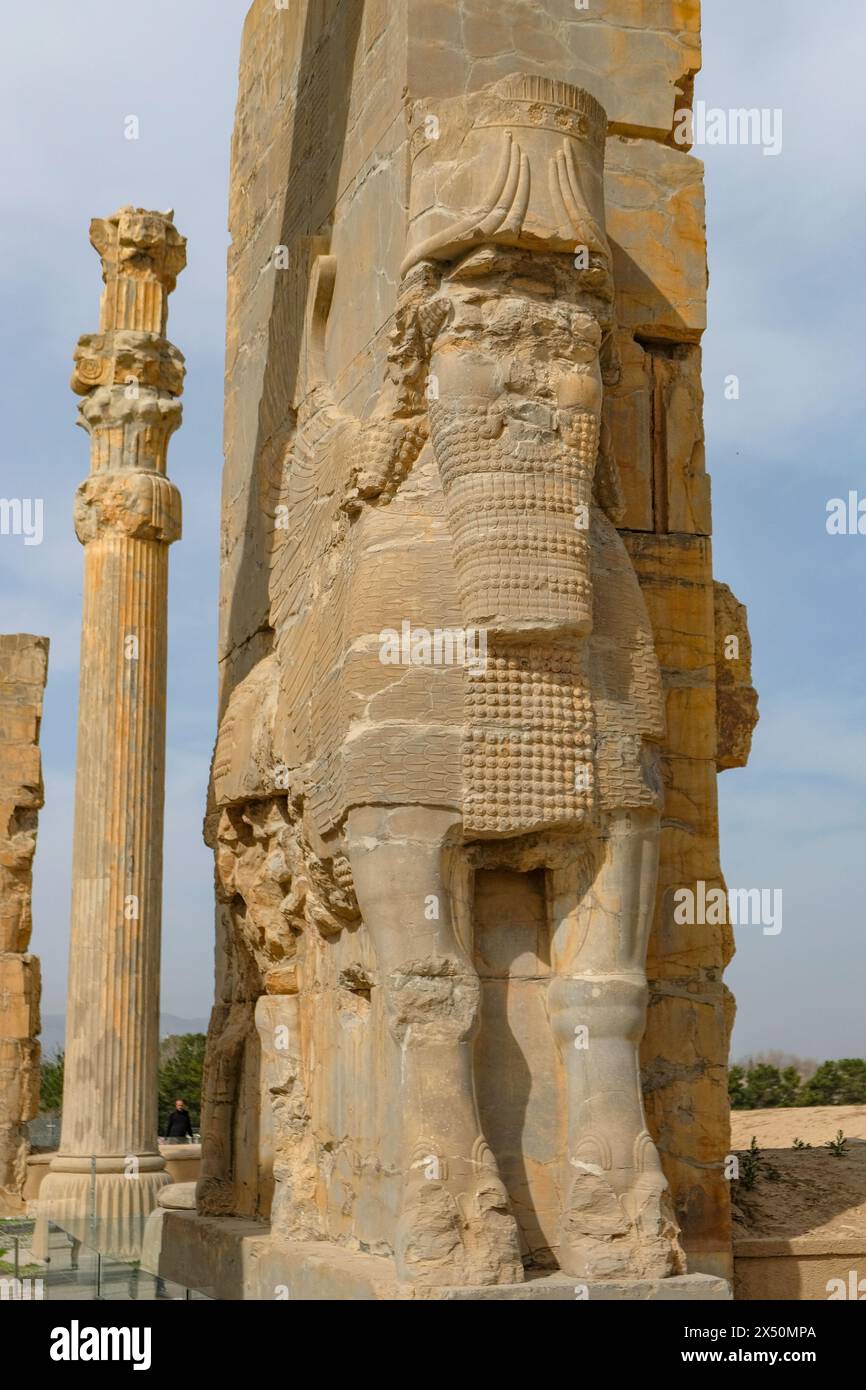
[165,1106,193,1138]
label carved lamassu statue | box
[201,76,685,1287]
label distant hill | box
[39,1013,209,1058]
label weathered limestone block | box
[653,345,710,534]
[0,955,40,1040]
[604,337,709,535]
[404,0,701,139]
[0,1038,40,1209]
[0,632,48,1214]
[147,1209,730,1300]
[714,582,759,771]
[0,1039,40,1126]
[605,137,707,342]
[604,333,654,530]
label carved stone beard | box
[428,398,598,642]
[423,249,609,838]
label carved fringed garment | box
[429,397,664,836]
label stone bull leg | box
[549,810,685,1280]
[345,805,522,1286]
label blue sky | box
[701,1,866,1059]
[1,2,864,1062]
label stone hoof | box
[559,1151,684,1281]
[619,1158,686,1279]
[559,1162,632,1280]
[459,1143,523,1285]
[396,1141,523,1286]
[395,1175,465,1284]
[626,1129,687,1274]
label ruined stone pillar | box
[38,207,186,1255]
[0,634,48,1215]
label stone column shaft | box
[63,533,169,1158]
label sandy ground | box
[730,1107,866,1241]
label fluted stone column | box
[38,207,186,1257]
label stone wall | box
[0,633,48,1214]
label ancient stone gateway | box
[154,0,756,1300]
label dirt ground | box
[729,1106,866,1240]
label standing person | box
[164,1098,193,1144]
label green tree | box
[729,1063,801,1109]
[158,1033,206,1132]
[799,1059,866,1107]
[728,1064,748,1107]
[39,1050,64,1112]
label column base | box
[34,1157,170,1260]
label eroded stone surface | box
[0,633,47,1215]
[714,581,759,771]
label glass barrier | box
[0,1217,213,1301]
